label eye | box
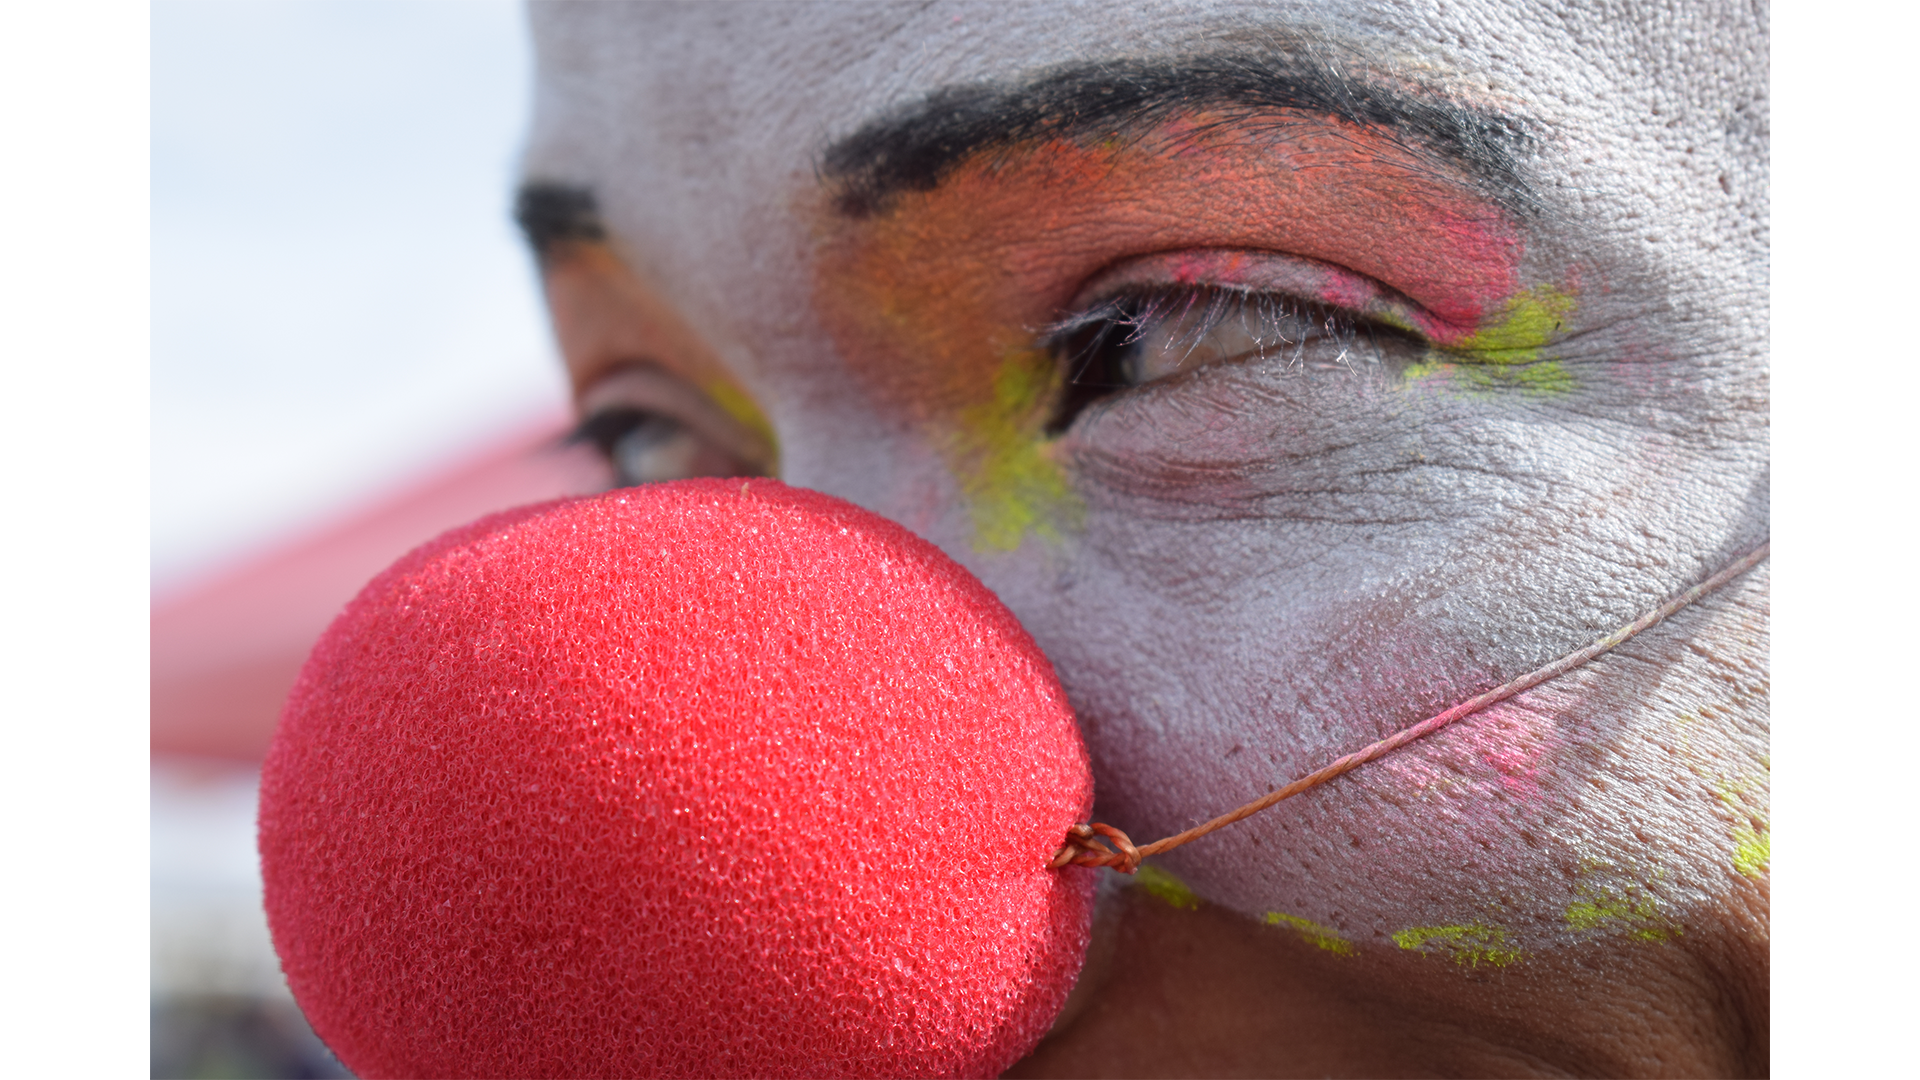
[572,364,775,487]
[573,407,752,487]
[1042,285,1425,434]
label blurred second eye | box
[572,364,777,488]
[572,407,762,487]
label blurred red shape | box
[152,409,609,761]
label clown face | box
[518,3,1768,1073]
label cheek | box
[946,511,1586,932]
[764,391,1021,584]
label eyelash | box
[1041,286,1423,433]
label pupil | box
[1045,300,1149,435]
[574,407,694,486]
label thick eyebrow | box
[514,182,606,261]
[819,51,1536,219]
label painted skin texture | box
[522,2,1767,1075]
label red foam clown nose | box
[258,479,1096,1079]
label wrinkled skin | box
[522,2,1768,1075]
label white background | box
[152,0,563,595]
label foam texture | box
[258,479,1096,1079]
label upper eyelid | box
[1051,249,1468,343]
[1042,286,1347,355]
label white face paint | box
[521,0,1767,966]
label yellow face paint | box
[1566,884,1680,943]
[1732,826,1770,878]
[1671,706,1770,880]
[948,349,1084,552]
[1265,911,1355,956]
[1131,862,1202,910]
[1560,854,1684,943]
[703,378,780,464]
[1391,923,1523,967]
[1406,284,1580,396]
[1716,768,1771,879]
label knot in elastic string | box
[1049,822,1141,874]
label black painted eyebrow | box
[819,51,1536,219]
[514,182,606,260]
